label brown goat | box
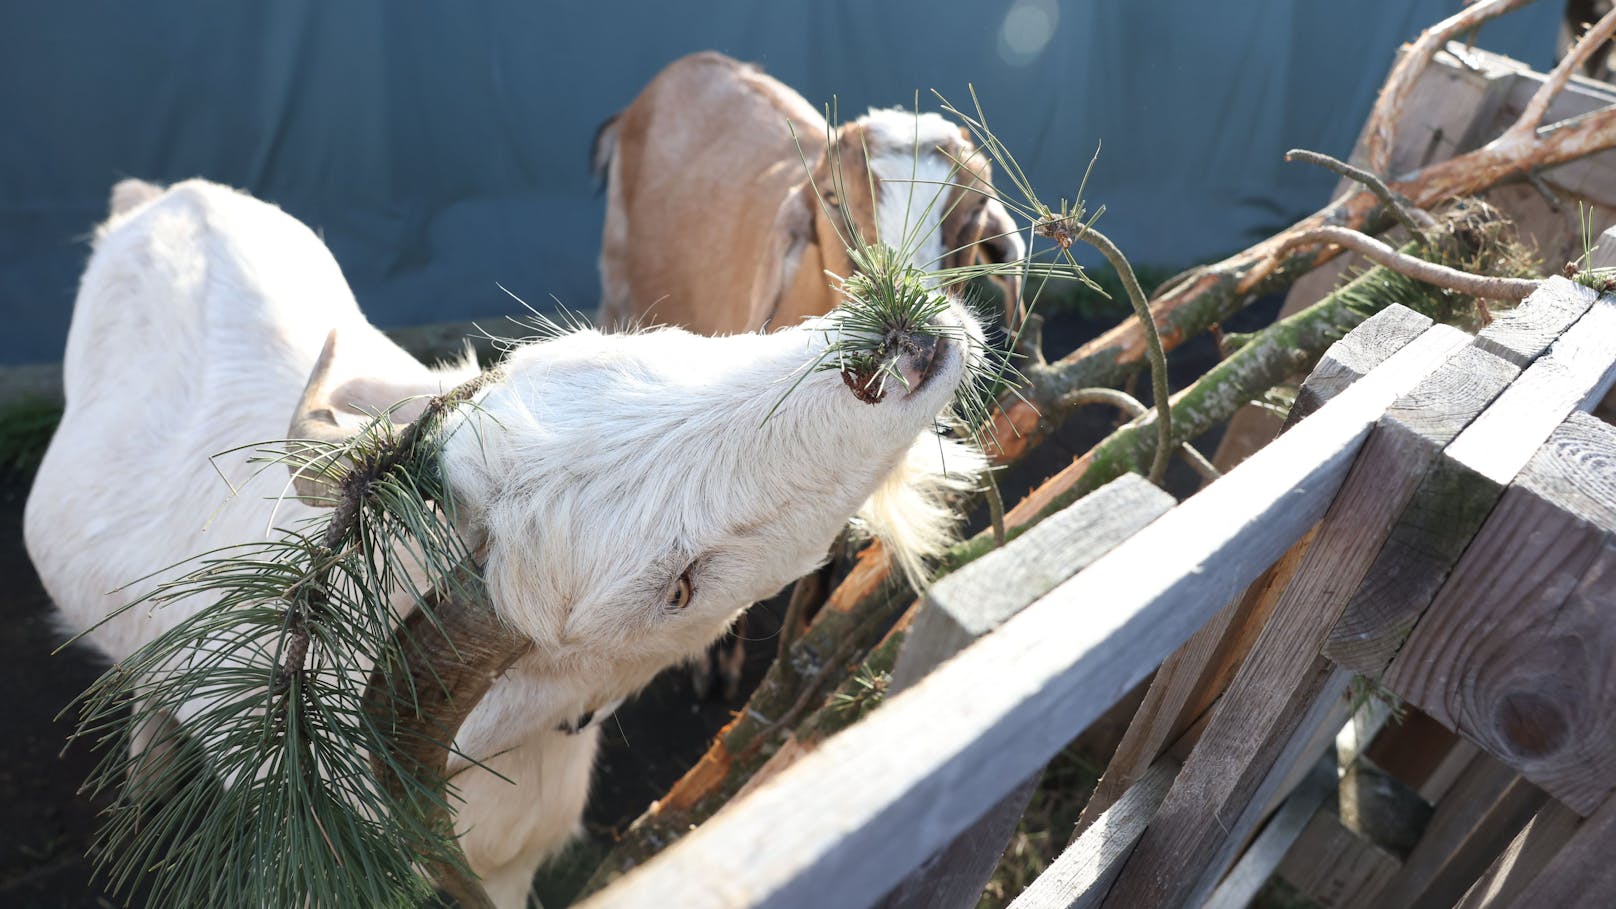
[593,51,1024,335]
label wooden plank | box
[1495,791,1616,909]
[1076,529,1314,834]
[890,474,1175,691]
[1101,325,1508,908]
[1287,305,1435,427]
[1006,760,1178,909]
[1453,800,1581,909]
[1202,759,1335,909]
[1359,751,1544,909]
[1078,306,1431,831]
[1277,807,1401,909]
[576,325,1470,909]
[877,475,1174,909]
[1384,414,1616,815]
[1326,283,1616,675]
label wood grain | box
[890,474,1174,692]
[1202,759,1336,909]
[1384,415,1616,815]
[576,325,1468,909]
[1327,288,1616,675]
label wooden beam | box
[575,323,1469,909]
[1006,760,1178,909]
[1102,321,1508,908]
[1384,413,1616,815]
[1202,759,1336,909]
[876,475,1174,909]
[1077,306,1432,831]
[1494,791,1616,909]
[1453,800,1582,909]
[1326,281,1614,675]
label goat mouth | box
[838,331,950,405]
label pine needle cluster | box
[67,375,497,907]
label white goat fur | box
[24,179,984,907]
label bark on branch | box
[1279,226,1539,300]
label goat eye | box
[823,192,839,208]
[668,569,695,610]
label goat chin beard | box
[854,430,987,589]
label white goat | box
[593,51,1025,335]
[25,178,985,907]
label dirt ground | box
[0,295,1276,908]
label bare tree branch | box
[1285,148,1436,234]
[1512,4,1616,141]
[1363,0,1541,174]
[1279,225,1540,300]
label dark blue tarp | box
[0,1,1558,364]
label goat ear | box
[943,193,1027,330]
[287,330,442,500]
[748,179,821,329]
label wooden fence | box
[577,275,1616,909]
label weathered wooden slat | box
[1326,283,1616,675]
[890,474,1175,692]
[1277,807,1401,909]
[1360,751,1544,909]
[577,324,1469,909]
[1384,414,1616,815]
[1453,800,1582,909]
[1102,323,1505,908]
[1076,529,1315,834]
[1495,792,1616,909]
[1006,760,1178,909]
[1288,305,1438,426]
[876,475,1174,909]
[1077,306,1432,831]
[1201,759,1335,909]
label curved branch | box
[1512,4,1616,141]
[1285,148,1436,234]
[1363,0,1540,174]
[1057,387,1221,482]
[1070,229,1174,485]
[1279,226,1539,300]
